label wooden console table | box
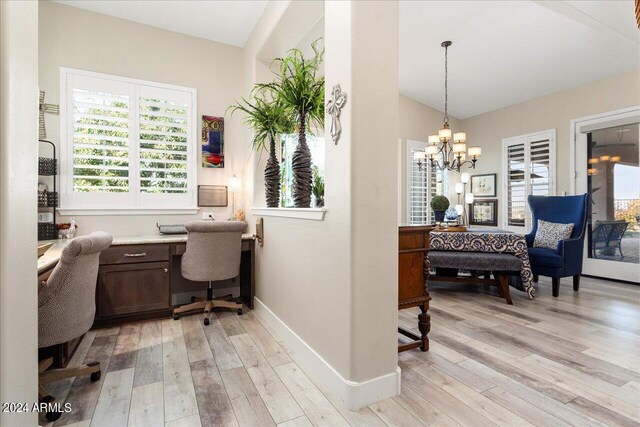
[398,224,434,352]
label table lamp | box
[228,174,241,220]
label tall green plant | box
[258,39,325,208]
[228,89,294,207]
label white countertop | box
[38,233,255,274]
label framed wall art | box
[471,173,496,197]
[202,115,224,168]
[470,199,498,227]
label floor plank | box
[202,316,243,371]
[134,321,163,387]
[220,366,276,427]
[90,367,135,427]
[128,381,164,427]
[190,358,238,427]
[108,323,141,373]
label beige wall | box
[0,1,39,425]
[398,94,461,223]
[461,68,640,224]
[39,1,247,237]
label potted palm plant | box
[258,40,325,208]
[228,89,294,207]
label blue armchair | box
[525,194,589,297]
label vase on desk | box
[434,210,446,222]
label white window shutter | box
[407,141,449,225]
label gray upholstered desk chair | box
[173,221,245,325]
[38,231,112,422]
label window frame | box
[59,67,198,215]
[406,140,448,225]
[501,129,556,233]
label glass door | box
[575,112,640,283]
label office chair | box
[38,231,113,421]
[172,221,245,325]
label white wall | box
[0,1,39,425]
[39,1,246,237]
[247,0,400,409]
[460,68,640,225]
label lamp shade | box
[439,128,452,140]
[468,146,482,157]
[600,155,610,162]
[465,193,474,204]
[453,132,466,142]
[428,135,439,144]
[455,204,464,215]
[413,151,426,160]
[588,158,599,164]
[460,172,470,184]
[611,156,621,162]
[455,182,464,194]
[425,144,439,156]
[228,174,242,193]
[452,142,466,153]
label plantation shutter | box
[63,69,196,210]
[503,131,555,232]
[138,88,191,194]
[407,141,449,225]
[71,88,131,193]
[408,143,429,224]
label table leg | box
[418,303,430,351]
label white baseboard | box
[253,297,401,410]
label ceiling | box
[53,0,268,47]
[399,0,640,119]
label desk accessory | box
[156,223,188,235]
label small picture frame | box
[471,173,497,197]
[470,199,498,227]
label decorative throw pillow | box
[533,219,574,250]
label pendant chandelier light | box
[414,41,481,172]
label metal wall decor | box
[39,91,59,139]
[326,84,347,145]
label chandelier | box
[415,41,481,172]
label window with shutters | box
[407,140,448,224]
[502,130,556,232]
[60,68,197,213]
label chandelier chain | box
[444,42,449,126]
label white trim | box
[57,207,199,216]
[251,207,326,221]
[569,105,640,195]
[253,298,401,410]
[59,67,198,213]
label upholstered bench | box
[428,251,523,304]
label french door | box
[572,107,640,283]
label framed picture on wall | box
[471,173,497,197]
[470,199,498,226]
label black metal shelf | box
[39,139,58,241]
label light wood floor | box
[44,276,640,427]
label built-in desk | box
[38,233,256,328]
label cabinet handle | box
[163,268,168,273]
[124,252,147,257]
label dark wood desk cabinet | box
[398,225,434,352]
[95,239,255,327]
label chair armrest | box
[557,237,583,256]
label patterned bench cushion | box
[429,250,523,272]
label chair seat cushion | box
[429,251,522,271]
[527,247,564,268]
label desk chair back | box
[181,221,245,282]
[38,231,113,348]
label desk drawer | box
[100,244,170,265]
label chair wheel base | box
[237,308,243,316]
[203,318,210,326]
[173,313,179,320]
[45,410,62,422]
[90,370,101,382]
